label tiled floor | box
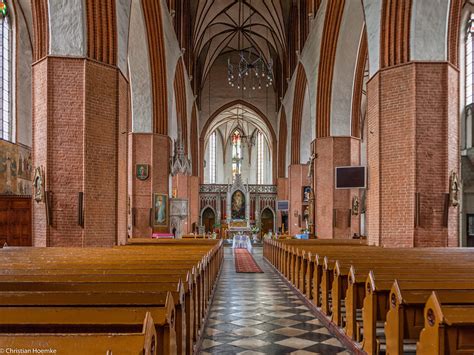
[199,247,351,354]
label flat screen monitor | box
[335,166,366,189]
[277,200,289,211]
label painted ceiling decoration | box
[193,0,287,88]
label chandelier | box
[232,108,256,148]
[227,51,273,91]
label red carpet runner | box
[234,249,264,273]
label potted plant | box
[251,223,260,242]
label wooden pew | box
[0,240,223,355]
[417,292,474,355]
[338,258,474,335]
[385,281,474,355]
[311,248,474,321]
[0,271,199,355]
[0,311,157,355]
[361,270,474,354]
[0,291,177,355]
[339,261,474,334]
[0,268,192,354]
[263,239,474,355]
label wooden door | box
[260,208,274,237]
[202,208,215,233]
[0,195,32,246]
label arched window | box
[257,131,264,184]
[209,131,216,183]
[231,129,242,178]
[0,1,12,141]
[465,13,474,149]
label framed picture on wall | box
[136,164,149,181]
[302,186,311,203]
[153,193,168,227]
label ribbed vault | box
[193,0,287,88]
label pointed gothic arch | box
[199,99,277,184]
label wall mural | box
[0,141,32,195]
[231,190,245,219]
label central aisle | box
[199,247,350,354]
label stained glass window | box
[467,13,474,106]
[257,131,264,184]
[209,131,216,183]
[0,0,12,142]
[232,130,242,179]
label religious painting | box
[0,140,32,195]
[153,193,168,226]
[303,186,311,203]
[136,164,149,181]
[231,190,245,220]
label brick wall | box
[32,59,48,246]
[36,58,86,247]
[117,73,130,245]
[83,61,118,247]
[315,137,360,239]
[128,133,171,237]
[288,164,309,235]
[32,57,122,247]
[367,62,459,247]
[367,74,380,245]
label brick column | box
[314,137,360,239]
[128,133,171,237]
[288,165,309,235]
[32,57,123,247]
[367,62,459,247]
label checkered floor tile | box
[198,247,351,354]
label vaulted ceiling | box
[205,104,273,150]
[193,0,288,89]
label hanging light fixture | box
[228,52,273,91]
[232,106,256,148]
[227,0,273,91]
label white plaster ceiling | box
[193,0,287,86]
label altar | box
[227,227,252,239]
[227,220,251,239]
[232,233,252,252]
[226,175,251,239]
[199,173,277,239]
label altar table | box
[232,234,252,252]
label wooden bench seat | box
[0,240,224,355]
[0,270,195,352]
[385,281,474,355]
[361,273,474,354]
[0,311,157,355]
[329,258,474,338]
[0,279,190,352]
[263,239,474,355]
[0,291,177,355]
[417,292,474,355]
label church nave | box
[199,248,350,355]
